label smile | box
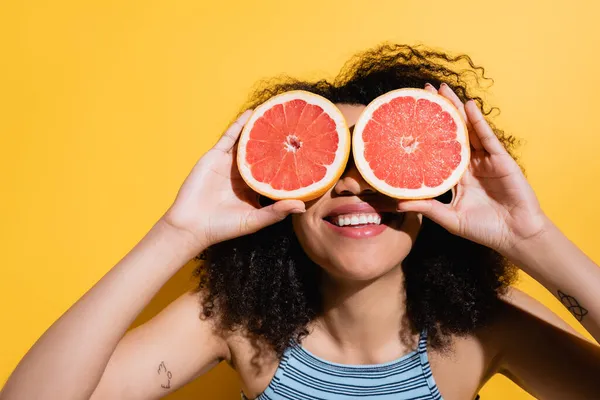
[324,212,401,227]
[322,207,405,239]
[331,212,381,226]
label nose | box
[334,157,377,196]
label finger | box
[396,199,459,234]
[438,83,483,151]
[465,100,506,155]
[438,83,467,121]
[424,82,438,94]
[213,110,253,153]
[244,199,306,233]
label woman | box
[2,44,599,400]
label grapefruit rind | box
[352,88,470,200]
[237,90,351,201]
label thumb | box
[396,199,460,234]
[244,199,306,233]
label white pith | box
[352,89,470,199]
[400,135,418,153]
[283,135,302,153]
[331,213,382,227]
[237,91,350,200]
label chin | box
[327,237,414,280]
[294,220,418,282]
[326,256,404,281]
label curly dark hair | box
[194,43,519,356]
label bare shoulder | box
[143,289,231,359]
[427,321,498,400]
[91,290,231,399]
[485,286,600,398]
[224,328,280,398]
[428,287,600,399]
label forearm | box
[1,219,202,400]
[507,218,600,343]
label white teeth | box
[332,213,383,227]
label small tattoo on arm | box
[557,290,588,321]
[157,361,172,389]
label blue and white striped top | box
[242,331,443,399]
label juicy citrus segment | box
[237,91,350,201]
[353,88,469,199]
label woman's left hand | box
[396,83,550,257]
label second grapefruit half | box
[352,88,470,199]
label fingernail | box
[290,208,306,214]
[424,82,434,88]
[440,82,448,88]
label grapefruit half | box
[237,91,350,201]
[352,88,470,199]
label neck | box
[314,264,412,355]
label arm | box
[509,220,600,342]
[495,288,600,399]
[90,291,230,399]
[0,221,213,400]
[492,221,600,398]
[1,110,304,400]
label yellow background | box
[2,0,599,398]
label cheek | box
[291,214,322,262]
[401,212,423,246]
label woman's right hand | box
[162,110,306,251]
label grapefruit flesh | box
[237,91,350,201]
[352,88,470,199]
